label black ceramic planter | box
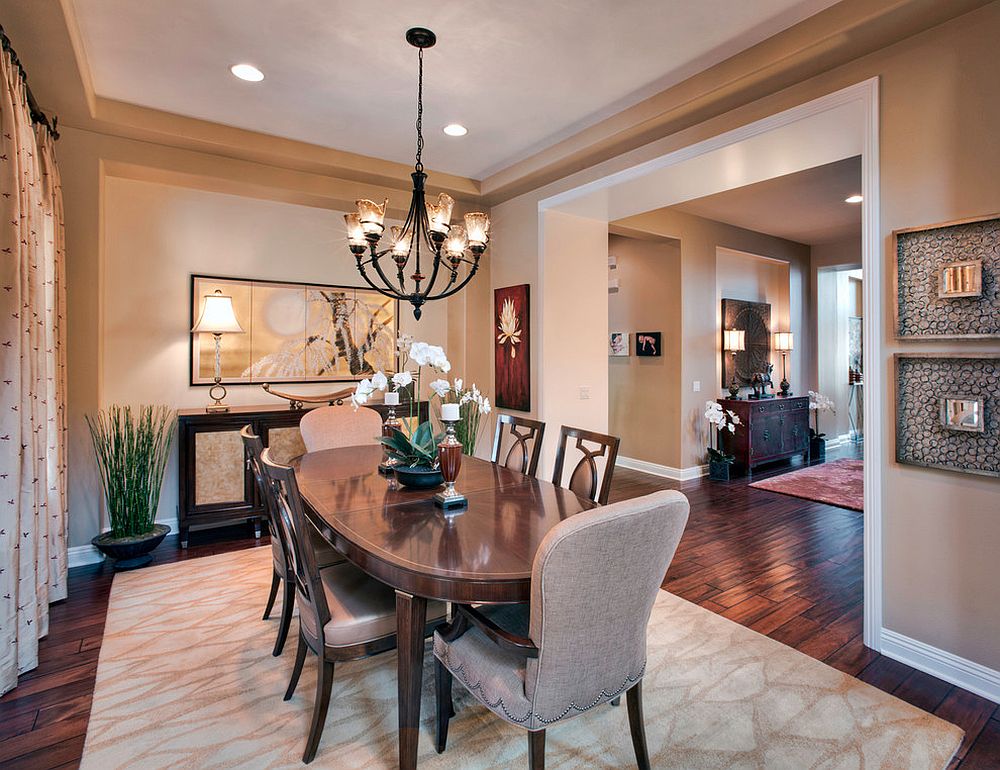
[92,523,170,570]
[393,465,444,490]
[708,459,733,482]
[810,435,827,464]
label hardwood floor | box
[1,451,996,768]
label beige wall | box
[483,3,1000,673]
[608,235,683,468]
[614,209,812,467]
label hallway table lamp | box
[192,290,245,412]
[723,329,745,399]
[774,332,794,396]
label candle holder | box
[379,395,402,475]
[434,418,467,510]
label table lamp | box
[773,332,794,396]
[723,329,745,399]
[192,290,245,412]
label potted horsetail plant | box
[87,404,175,569]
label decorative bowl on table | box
[393,465,444,490]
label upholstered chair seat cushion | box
[270,520,346,571]
[297,560,447,648]
[433,620,534,727]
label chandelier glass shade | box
[345,27,489,319]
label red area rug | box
[749,458,864,511]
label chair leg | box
[263,570,280,620]
[435,658,454,753]
[273,577,295,657]
[284,632,308,701]
[302,658,335,764]
[626,681,650,770]
[528,730,545,770]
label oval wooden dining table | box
[292,444,597,770]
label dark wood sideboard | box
[719,395,810,475]
[177,401,426,547]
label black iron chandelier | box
[344,27,489,320]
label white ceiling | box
[70,0,842,179]
[671,156,862,244]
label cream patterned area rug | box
[81,547,962,769]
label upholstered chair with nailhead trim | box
[433,489,690,769]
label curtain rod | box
[0,23,59,140]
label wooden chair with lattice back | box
[491,413,546,477]
[551,425,621,505]
[259,448,448,763]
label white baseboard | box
[616,456,707,482]
[825,432,854,449]
[880,628,1000,705]
[67,516,180,570]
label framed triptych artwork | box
[494,284,530,411]
[190,275,398,386]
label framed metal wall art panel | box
[893,213,1000,339]
[190,275,398,386]
[894,354,999,478]
[721,299,771,388]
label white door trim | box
[858,78,882,650]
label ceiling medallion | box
[344,27,489,320]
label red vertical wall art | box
[494,284,530,411]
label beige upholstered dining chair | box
[298,404,383,453]
[551,425,621,505]
[241,426,346,657]
[491,413,546,477]
[433,489,689,770]
[259,448,448,764]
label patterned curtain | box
[0,48,68,696]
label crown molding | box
[480,0,992,205]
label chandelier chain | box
[414,47,424,172]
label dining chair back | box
[241,426,287,575]
[260,448,331,651]
[551,425,620,505]
[491,413,546,476]
[433,490,690,768]
[527,490,687,724]
[299,404,383,453]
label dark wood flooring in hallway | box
[1,449,997,768]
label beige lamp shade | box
[192,291,244,334]
[774,332,794,352]
[723,329,746,352]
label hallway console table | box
[719,395,810,475]
[177,401,426,547]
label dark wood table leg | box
[396,590,428,770]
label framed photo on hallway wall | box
[636,332,662,357]
[494,284,530,411]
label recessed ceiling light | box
[443,123,468,137]
[844,194,863,204]
[230,63,264,82]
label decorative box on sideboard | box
[177,402,426,547]
[719,396,810,475]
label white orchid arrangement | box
[705,400,741,463]
[351,335,491,461]
[433,378,492,455]
[807,391,835,438]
